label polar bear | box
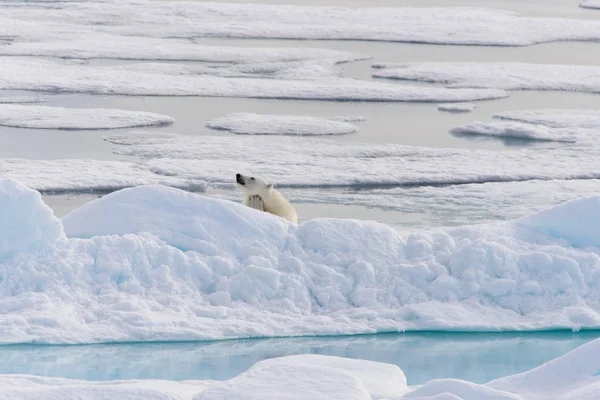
[235,173,298,224]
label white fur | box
[236,173,298,224]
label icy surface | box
[438,103,476,113]
[0,58,506,102]
[580,0,600,10]
[373,62,600,93]
[0,159,205,193]
[8,1,600,46]
[450,121,578,143]
[1,342,600,399]
[494,109,600,129]
[0,96,46,104]
[0,105,173,130]
[105,132,600,188]
[0,179,596,344]
[206,113,360,136]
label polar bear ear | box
[266,182,274,190]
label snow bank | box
[11,1,600,46]
[580,0,600,10]
[450,121,578,143]
[206,113,360,136]
[0,105,173,130]
[0,58,506,102]
[438,103,476,113]
[373,62,600,93]
[105,133,600,188]
[0,179,597,343]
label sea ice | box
[9,1,600,46]
[105,132,600,188]
[206,113,361,136]
[0,96,46,104]
[373,62,600,93]
[580,0,600,10]
[0,58,507,102]
[438,103,476,113]
[450,121,578,143]
[0,105,173,130]
[494,109,600,129]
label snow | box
[0,105,173,130]
[450,121,578,143]
[373,62,600,93]
[9,1,600,46]
[580,0,600,10]
[0,178,598,344]
[438,103,476,113]
[206,113,361,136]
[0,58,506,102]
[105,132,600,188]
[2,343,600,399]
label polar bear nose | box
[236,173,245,185]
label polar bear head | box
[236,173,274,197]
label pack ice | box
[1,178,600,344]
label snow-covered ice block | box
[0,179,64,260]
[450,121,578,142]
[195,355,407,400]
[206,113,361,136]
[0,105,173,130]
[373,62,600,93]
[438,103,476,113]
[0,58,507,102]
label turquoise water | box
[1,332,598,384]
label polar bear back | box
[262,189,297,225]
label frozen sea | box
[3,0,600,398]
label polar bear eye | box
[250,177,255,181]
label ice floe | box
[580,0,600,10]
[0,179,600,344]
[373,62,600,93]
[206,113,361,136]
[0,58,506,102]
[105,132,600,188]
[494,109,600,129]
[9,1,600,46]
[0,96,46,104]
[0,105,173,130]
[0,159,204,193]
[438,103,476,113]
[450,121,578,143]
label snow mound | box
[0,58,507,102]
[0,105,173,130]
[494,109,600,129]
[373,62,600,93]
[450,121,578,143]
[580,0,600,10]
[438,103,476,113]
[194,355,407,400]
[0,179,64,260]
[206,113,360,136]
